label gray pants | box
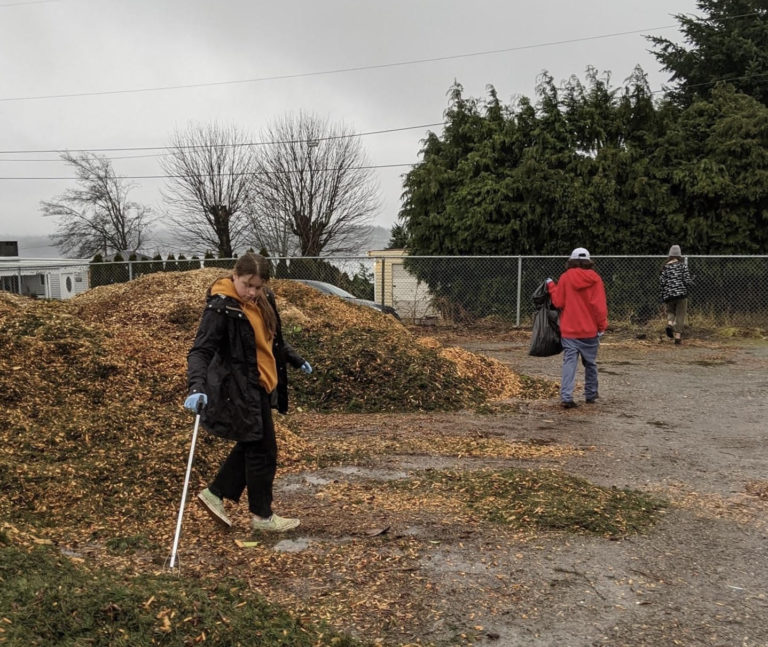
[665,297,688,334]
[560,336,600,403]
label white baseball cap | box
[569,247,590,260]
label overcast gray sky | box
[1,0,699,252]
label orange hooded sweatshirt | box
[209,277,278,392]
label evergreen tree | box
[648,0,768,107]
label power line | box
[0,122,445,156]
[2,66,767,163]
[4,65,768,158]
[0,163,415,180]
[650,70,768,95]
[2,9,763,105]
[0,25,684,103]
[0,0,58,6]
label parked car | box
[292,279,401,320]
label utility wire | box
[0,163,414,180]
[0,25,684,103]
[650,69,768,94]
[0,0,58,6]
[3,66,768,159]
[1,9,762,103]
[0,122,445,156]
[2,65,767,165]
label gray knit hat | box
[668,244,682,257]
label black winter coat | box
[187,288,305,442]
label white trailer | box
[0,259,90,300]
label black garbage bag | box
[528,281,562,357]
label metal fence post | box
[516,256,522,327]
[380,256,385,308]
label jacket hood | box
[208,276,242,303]
[567,268,600,291]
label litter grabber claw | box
[167,399,204,571]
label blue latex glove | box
[545,278,554,284]
[184,392,207,412]
[300,361,312,374]
[597,331,604,339]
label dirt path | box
[180,334,768,646]
[433,334,768,646]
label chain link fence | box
[3,255,767,328]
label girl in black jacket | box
[184,253,311,532]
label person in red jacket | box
[546,247,608,408]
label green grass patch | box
[398,468,666,538]
[0,544,362,647]
[105,534,157,555]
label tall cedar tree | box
[648,0,768,107]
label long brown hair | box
[566,259,595,270]
[233,253,277,339]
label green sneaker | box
[197,488,232,528]
[251,513,300,533]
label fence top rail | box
[9,254,767,268]
[368,254,768,260]
[0,259,90,266]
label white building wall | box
[48,269,89,299]
[390,262,438,320]
[0,261,90,300]
[20,274,46,298]
[369,250,439,322]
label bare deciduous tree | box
[41,152,151,257]
[161,123,256,258]
[248,112,379,257]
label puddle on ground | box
[304,474,333,486]
[281,467,410,494]
[332,466,409,481]
[273,537,314,553]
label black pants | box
[209,390,277,518]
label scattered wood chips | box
[0,270,566,646]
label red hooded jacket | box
[546,268,608,339]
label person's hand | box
[597,331,604,339]
[300,361,313,374]
[545,278,554,284]
[184,393,207,412]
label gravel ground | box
[428,333,768,647]
[181,332,768,647]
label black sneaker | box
[561,401,577,409]
[665,325,674,339]
[585,396,598,404]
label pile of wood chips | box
[0,271,575,645]
[417,336,522,400]
[0,270,551,538]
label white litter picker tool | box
[168,400,204,571]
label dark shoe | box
[561,401,577,409]
[585,396,598,404]
[665,325,674,339]
[674,338,682,345]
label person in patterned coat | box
[660,244,693,345]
